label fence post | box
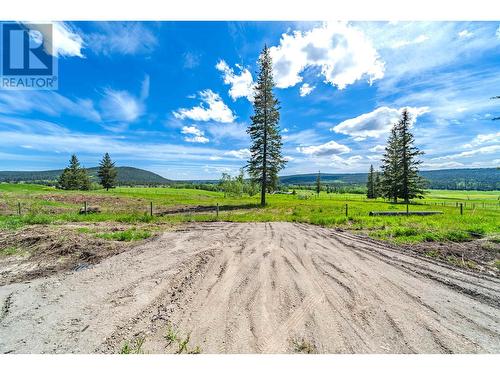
[150,201,153,216]
[345,203,348,217]
[216,203,219,219]
[460,203,463,215]
[406,204,409,214]
[84,201,87,215]
[18,202,21,215]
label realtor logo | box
[1,23,58,90]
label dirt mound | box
[0,225,128,285]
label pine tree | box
[366,165,375,198]
[316,171,321,196]
[58,154,91,190]
[98,153,117,191]
[373,171,381,198]
[247,46,286,206]
[380,125,401,202]
[396,109,426,202]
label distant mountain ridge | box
[0,167,172,186]
[278,168,499,191]
[1,167,498,190]
[186,168,499,191]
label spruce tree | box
[366,164,375,199]
[247,46,286,206]
[316,171,321,196]
[396,109,426,202]
[98,153,117,191]
[58,154,91,190]
[373,171,381,198]
[380,125,401,202]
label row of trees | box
[366,108,426,203]
[58,153,117,191]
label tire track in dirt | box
[0,222,499,353]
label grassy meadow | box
[0,183,499,244]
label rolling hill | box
[0,167,172,186]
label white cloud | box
[496,26,500,39]
[421,161,464,169]
[299,83,315,97]
[25,22,84,58]
[86,22,157,56]
[284,155,295,162]
[392,34,429,48]
[330,155,363,167]
[269,22,384,90]
[458,30,474,38]
[463,132,500,148]
[224,148,251,159]
[331,106,430,140]
[433,145,500,160]
[100,89,143,123]
[216,60,255,102]
[369,145,386,152]
[297,140,350,157]
[181,125,209,143]
[183,52,201,69]
[173,90,235,123]
[206,122,247,141]
[0,91,100,122]
[360,22,500,90]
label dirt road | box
[1,222,499,353]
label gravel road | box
[1,222,499,353]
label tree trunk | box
[261,72,268,207]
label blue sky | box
[1,21,499,179]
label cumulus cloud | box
[25,22,84,58]
[330,154,363,166]
[173,90,235,123]
[331,106,429,140]
[86,22,157,56]
[269,22,384,90]
[224,148,251,159]
[299,83,315,97]
[297,140,350,157]
[463,131,500,148]
[181,125,209,143]
[216,60,255,101]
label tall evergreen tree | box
[373,171,381,198]
[98,153,117,191]
[366,164,375,198]
[396,109,426,202]
[380,125,401,202]
[316,171,321,196]
[247,46,286,206]
[58,154,91,190]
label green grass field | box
[1,183,499,244]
